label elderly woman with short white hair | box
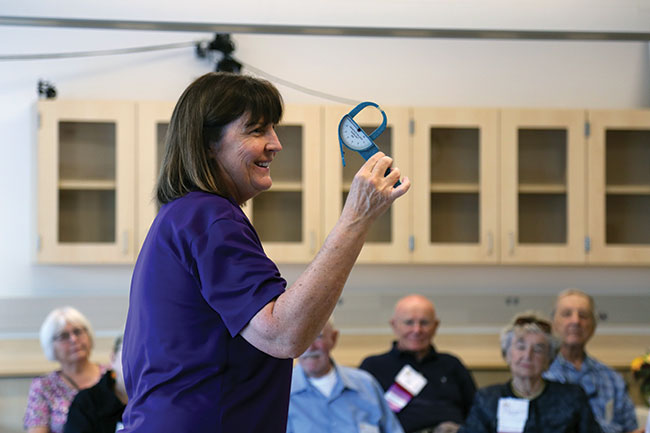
[24,306,106,433]
[459,312,602,433]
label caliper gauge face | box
[337,101,400,187]
[339,116,376,152]
[337,101,387,165]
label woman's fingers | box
[343,152,410,224]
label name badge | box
[384,365,428,412]
[497,397,529,433]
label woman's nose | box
[267,129,282,152]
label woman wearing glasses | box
[24,306,106,433]
[459,312,602,433]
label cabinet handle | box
[487,231,493,256]
[309,230,316,254]
[121,230,129,256]
[508,232,515,256]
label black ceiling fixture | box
[37,79,57,99]
[196,33,242,74]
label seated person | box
[360,294,476,433]
[64,335,127,433]
[24,307,106,433]
[544,289,640,433]
[459,312,601,433]
[287,319,404,433]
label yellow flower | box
[632,356,645,371]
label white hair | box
[500,310,560,363]
[39,306,94,362]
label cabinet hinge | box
[584,236,591,253]
[409,235,415,252]
[36,235,42,252]
[584,121,590,138]
[37,112,41,129]
[409,119,415,135]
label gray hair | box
[551,288,597,325]
[39,306,95,362]
[500,311,560,363]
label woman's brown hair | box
[156,72,283,206]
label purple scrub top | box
[121,191,292,432]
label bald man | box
[360,295,476,433]
[544,289,640,433]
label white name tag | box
[384,365,428,412]
[497,397,529,433]
[395,364,427,395]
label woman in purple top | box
[121,72,410,433]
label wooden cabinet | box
[500,109,587,264]
[587,110,650,264]
[323,105,412,263]
[412,108,499,263]
[136,101,175,250]
[37,101,649,265]
[37,100,136,263]
[247,105,322,263]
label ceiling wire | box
[240,61,360,105]
[0,38,359,105]
[0,40,197,60]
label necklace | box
[59,371,80,390]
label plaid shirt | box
[544,353,638,433]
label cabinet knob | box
[508,232,515,256]
[309,230,316,255]
[121,230,129,256]
[487,231,494,256]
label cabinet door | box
[323,105,411,263]
[412,108,499,263]
[588,110,650,264]
[136,101,175,251]
[37,100,136,263]
[500,109,586,264]
[247,105,322,263]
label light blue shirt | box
[544,353,637,433]
[287,363,404,433]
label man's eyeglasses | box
[514,316,552,334]
[53,327,86,342]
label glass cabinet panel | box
[517,128,567,244]
[588,110,650,264]
[341,126,393,243]
[604,130,650,244]
[37,100,135,263]
[412,108,498,263]
[252,124,304,243]
[57,121,117,243]
[500,109,585,264]
[324,106,411,263]
[429,127,480,244]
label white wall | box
[0,2,649,337]
[4,0,650,32]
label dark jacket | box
[63,370,126,433]
[458,380,602,433]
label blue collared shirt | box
[544,353,637,433]
[288,363,404,433]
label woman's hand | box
[341,152,410,228]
